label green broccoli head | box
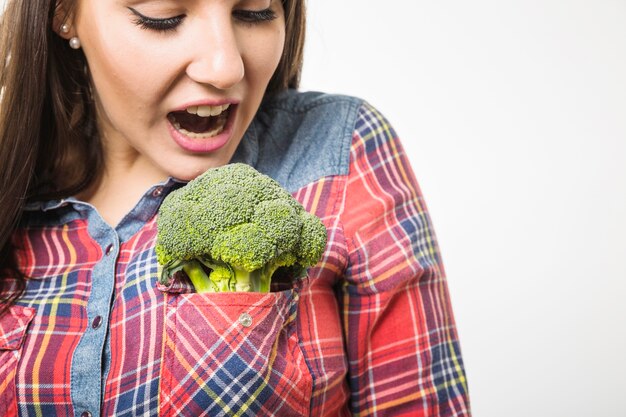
[155,163,327,293]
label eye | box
[128,7,185,33]
[232,8,277,24]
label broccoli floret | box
[155,163,327,293]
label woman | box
[0,0,471,416]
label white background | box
[2,0,624,415]
[301,1,626,416]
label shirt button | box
[80,411,92,417]
[105,244,113,255]
[152,186,164,197]
[92,315,103,329]
[238,312,252,327]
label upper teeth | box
[186,104,230,117]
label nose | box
[185,18,245,90]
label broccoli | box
[155,163,327,293]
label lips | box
[167,104,231,138]
[166,102,238,153]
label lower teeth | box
[171,114,228,139]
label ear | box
[52,0,75,39]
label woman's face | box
[69,0,285,181]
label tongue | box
[171,111,215,133]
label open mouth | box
[167,104,231,139]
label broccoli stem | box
[256,269,271,293]
[183,260,276,293]
[229,267,255,292]
[257,266,273,293]
[227,267,272,292]
[204,262,234,292]
[183,260,215,293]
[258,272,271,293]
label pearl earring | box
[60,23,70,34]
[69,37,81,49]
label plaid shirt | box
[1,92,470,416]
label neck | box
[77,158,167,228]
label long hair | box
[268,0,307,93]
[0,0,306,315]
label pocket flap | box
[0,305,36,350]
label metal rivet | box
[80,411,92,417]
[105,244,113,256]
[238,312,252,327]
[152,187,164,197]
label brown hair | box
[268,0,306,93]
[0,0,307,315]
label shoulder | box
[259,89,363,114]
[235,90,393,192]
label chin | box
[166,160,230,182]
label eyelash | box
[232,9,277,24]
[129,8,277,33]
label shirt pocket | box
[0,304,36,417]
[159,289,312,417]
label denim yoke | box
[233,90,362,192]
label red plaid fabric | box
[2,103,470,416]
[160,291,310,416]
[0,305,36,417]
